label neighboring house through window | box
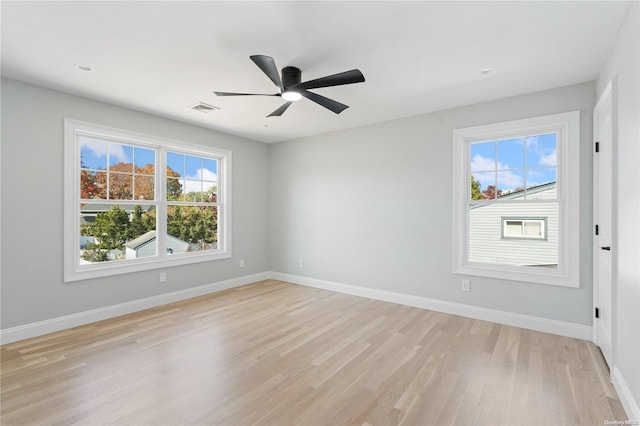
[453,112,580,287]
[64,119,231,282]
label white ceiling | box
[1,1,631,143]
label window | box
[501,218,547,240]
[64,119,231,282]
[453,112,580,287]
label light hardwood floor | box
[1,280,627,425]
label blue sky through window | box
[470,133,556,195]
[80,136,110,169]
[80,136,156,171]
[167,151,218,196]
[167,152,218,179]
[80,138,217,180]
[134,147,155,171]
[109,144,132,169]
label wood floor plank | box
[0,280,628,425]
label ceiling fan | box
[214,55,365,117]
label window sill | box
[454,263,579,288]
[65,251,231,282]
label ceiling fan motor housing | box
[282,66,302,90]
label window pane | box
[79,136,108,170]
[183,179,202,201]
[166,153,219,203]
[80,170,107,199]
[109,144,133,171]
[134,175,154,201]
[109,173,133,200]
[166,177,183,201]
[505,221,522,236]
[79,204,157,263]
[185,155,202,179]
[167,205,218,254]
[526,169,556,199]
[497,170,524,197]
[470,141,495,172]
[497,138,524,170]
[134,147,155,173]
[471,171,496,199]
[469,204,557,267]
[167,152,184,176]
[204,182,217,202]
[524,221,542,237]
[526,134,557,168]
[203,158,218,177]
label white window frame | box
[64,119,232,282]
[453,111,580,287]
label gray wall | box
[1,77,270,328]
[0,78,599,329]
[597,2,640,416]
[269,81,596,325]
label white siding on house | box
[135,242,157,258]
[125,234,192,259]
[523,187,556,200]
[469,185,558,266]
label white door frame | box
[593,80,615,370]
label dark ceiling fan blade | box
[250,55,283,91]
[267,101,293,117]
[214,91,280,96]
[301,91,349,114]
[297,69,365,90]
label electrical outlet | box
[462,280,470,292]
[160,272,167,283]
[239,259,245,268]
[298,258,304,268]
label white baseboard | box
[612,366,640,421]
[0,272,272,345]
[270,272,592,341]
[0,270,592,345]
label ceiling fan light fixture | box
[281,90,302,101]
[214,55,365,117]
